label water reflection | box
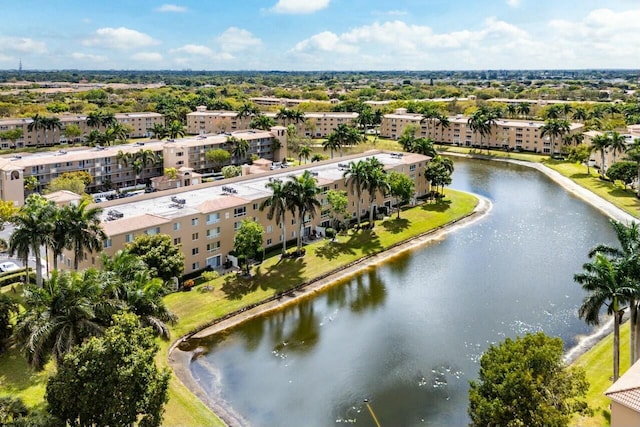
[190,158,618,427]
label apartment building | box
[584,129,638,171]
[187,107,357,138]
[381,109,585,154]
[62,151,431,273]
[0,112,163,148]
[0,128,287,206]
[249,97,339,108]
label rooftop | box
[606,359,640,412]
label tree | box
[343,160,369,228]
[424,156,454,195]
[412,138,437,157]
[236,102,259,118]
[46,313,170,427]
[62,124,82,144]
[322,133,340,159]
[62,200,106,270]
[398,125,419,152]
[14,269,115,369]
[387,171,415,218]
[166,120,186,139]
[608,131,626,165]
[468,332,589,427]
[607,161,637,189]
[23,175,38,194]
[625,138,640,198]
[0,128,23,149]
[206,148,231,171]
[221,165,241,178]
[27,114,47,147]
[250,114,276,131]
[228,136,250,163]
[590,134,611,177]
[103,122,129,145]
[0,200,18,232]
[362,159,389,226]
[126,234,184,285]
[326,123,361,157]
[9,194,55,287]
[233,220,264,275]
[286,171,321,252]
[45,173,87,195]
[566,144,593,174]
[0,294,18,353]
[260,179,290,258]
[148,123,167,140]
[541,119,571,157]
[326,189,349,232]
[575,252,634,381]
[298,145,312,164]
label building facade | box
[62,151,431,274]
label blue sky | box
[1,0,639,70]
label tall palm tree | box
[322,133,340,159]
[27,114,47,148]
[517,102,530,119]
[572,107,588,122]
[250,114,276,131]
[328,123,361,157]
[276,107,294,125]
[50,208,71,271]
[435,114,450,144]
[260,179,291,258]
[412,138,437,157]
[506,104,518,119]
[63,200,106,270]
[344,160,369,229]
[362,160,390,227]
[9,195,55,287]
[298,145,312,164]
[590,134,611,177]
[625,138,640,198]
[237,102,259,119]
[229,136,250,163]
[104,122,128,145]
[608,131,626,165]
[541,119,570,157]
[589,220,640,363]
[356,107,375,137]
[116,150,133,168]
[14,269,115,369]
[290,109,305,124]
[147,123,167,140]
[286,171,321,253]
[86,111,103,129]
[575,252,634,382]
[134,149,157,182]
[45,117,63,145]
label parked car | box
[0,262,20,273]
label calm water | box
[189,158,618,427]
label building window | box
[104,239,112,248]
[191,218,199,226]
[146,227,160,235]
[192,247,199,255]
[192,233,199,240]
[206,213,220,224]
[266,225,273,233]
[267,238,272,246]
[174,237,181,245]
[192,262,199,270]
[410,164,416,171]
[234,222,242,231]
[207,227,221,239]
[234,207,246,217]
[125,233,133,243]
[207,241,220,252]
[173,222,181,231]
[253,203,259,210]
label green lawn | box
[572,323,631,427]
[0,189,478,427]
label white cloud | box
[83,27,160,50]
[372,10,408,16]
[170,44,214,56]
[155,4,187,13]
[293,31,358,54]
[130,52,163,62]
[0,37,46,54]
[271,0,329,14]
[506,0,521,7]
[216,27,262,53]
[70,52,108,62]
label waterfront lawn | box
[159,189,478,426]
[572,322,631,427]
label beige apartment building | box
[61,151,430,274]
[606,359,640,427]
[187,107,357,138]
[381,108,585,154]
[0,112,163,148]
[249,97,339,108]
[584,128,639,172]
[0,128,287,206]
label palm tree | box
[63,201,106,270]
[237,102,259,119]
[435,114,450,144]
[572,107,588,122]
[276,107,294,125]
[134,149,157,183]
[27,114,47,148]
[104,122,128,145]
[14,269,115,369]
[625,138,640,198]
[322,134,340,159]
[575,252,634,382]
[285,171,321,253]
[590,134,611,177]
[260,179,290,258]
[356,107,375,137]
[589,220,640,363]
[506,104,518,119]
[86,111,103,129]
[148,123,167,140]
[517,102,530,119]
[412,138,437,157]
[229,136,250,163]
[50,208,71,271]
[540,119,570,157]
[290,109,305,124]
[298,145,312,164]
[327,123,361,157]
[9,195,55,287]
[608,131,626,165]
[166,120,186,139]
[116,150,133,168]
[344,160,369,229]
[250,114,276,131]
[45,117,63,145]
[362,160,390,227]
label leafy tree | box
[45,174,87,195]
[46,313,170,427]
[575,252,634,381]
[62,124,82,143]
[424,156,454,195]
[387,171,415,218]
[166,120,186,139]
[205,148,231,171]
[607,161,637,189]
[126,234,184,285]
[23,175,38,193]
[0,200,18,232]
[147,123,167,140]
[326,189,349,231]
[229,136,250,163]
[398,125,419,152]
[362,158,389,226]
[326,123,360,157]
[0,294,18,353]
[221,165,241,179]
[250,114,276,130]
[566,144,592,174]
[233,220,264,275]
[0,128,23,149]
[625,138,640,198]
[0,396,29,425]
[286,171,321,252]
[468,332,589,427]
[311,153,327,162]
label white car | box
[0,262,20,273]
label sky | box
[1,0,639,71]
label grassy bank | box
[0,189,479,427]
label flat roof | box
[96,151,429,234]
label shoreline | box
[168,194,491,427]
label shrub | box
[325,228,336,239]
[182,279,194,292]
[201,270,219,282]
